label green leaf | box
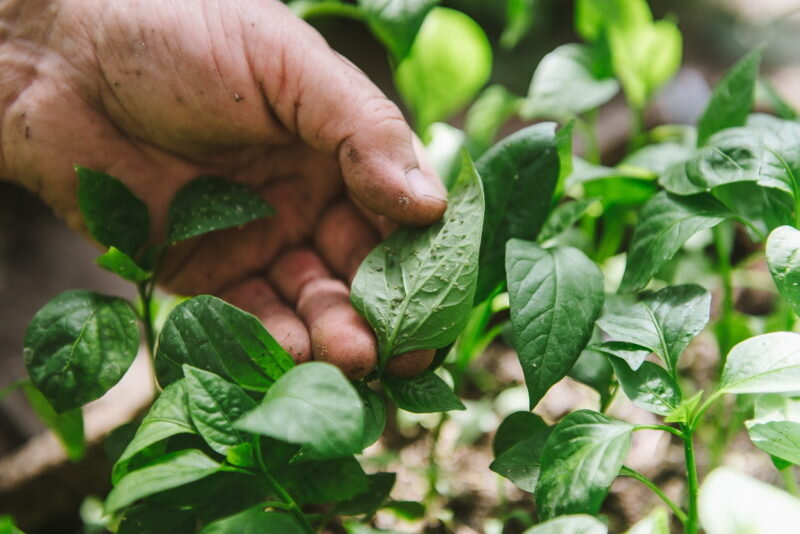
[106,450,222,514]
[591,341,651,372]
[464,85,522,157]
[155,295,294,391]
[0,516,24,534]
[626,507,669,534]
[359,386,387,448]
[382,371,464,413]
[696,48,762,146]
[745,395,800,465]
[608,359,681,415]
[522,44,619,121]
[713,183,793,241]
[166,176,274,243]
[24,290,139,412]
[568,347,615,405]
[280,456,369,504]
[235,362,364,458]
[358,0,438,61]
[700,467,800,534]
[575,0,650,43]
[22,384,84,461]
[622,141,694,176]
[76,166,150,257]
[426,122,466,189]
[522,514,608,534]
[336,472,396,516]
[535,410,633,519]
[490,412,551,492]
[182,365,258,455]
[665,391,703,424]
[767,226,800,316]
[506,240,604,408]
[95,247,151,282]
[597,285,711,372]
[475,124,561,303]
[351,151,484,363]
[619,192,729,292]
[501,0,537,49]
[117,504,195,534]
[199,507,303,534]
[395,8,491,133]
[720,333,800,394]
[538,198,598,243]
[113,380,195,483]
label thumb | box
[248,2,447,226]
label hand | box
[0,0,447,378]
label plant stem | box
[0,379,30,402]
[634,424,685,439]
[713,223,735,362]
[138,282,156,358]
[620,467,688,524]
[627,105,646,152]
[426,415,446,503]
[296,2,366,22]
[682,425,700,534]
[601,381,618,414]
[783,466,800,497]
[254,440,315,534]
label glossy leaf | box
[117,505,195,534]
[199,507,303,534]
[591,341,651,372]
[523,514,607,534]
[475,124,561,302]
[395,8,491,133]
[336,472,396,516]
[166,176,274,243]
[235,362,364,458]
[183,366,257,455]
[95,247,151,282]
[626,507,669,534]
[539,198,598,243]
[608,359,681,415]
[382,371,464,413]
[535,410,633,519]
[720,333,800,394]
[696,48,762,146]
[155,295,294,390]
[490,412,551,492]
[280,456,369,504]
[23,384,84,461]
[76,166,150,257]
[24,290,139,412]
[106,450,222,514]
[620,192,729,292]
[746,395,800,465]
[359,386,387,449]
[351,151,484,362]
[358,0,438,61]
[622,141,694,175]
[767,226,800,316]
[506,239,604,408]
[522,44,619,121]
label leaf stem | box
[620,466,688,524]
[682,425,700,534]
[601,380,619,414]
[254,439,315,534]
[783,466,800,497]
[137,282,157,359]
[633,424,685,439]
[0,379,30,402]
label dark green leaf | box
[22,384,84,461]
[608,359,681,415]
[382,371,464,413]
[281,456,369,504]
[490,413,551,492]
[620,192,729,292]
[113,380,195,483]
[506,240,604,408]
[539,198,598,243]
[569,347,615,404]
[767,226,800,316]
[522,514,608,534]
[358,0,438,61]
[24,290,139,412]
[351,151,484,362]
[183,365,258,455]
[106,450,222,514]
[360,386,387,448]
[76,166,150,257]
[476,124,561,302]
[235,362,364,458]
[465,85,522,157]
[713,183,793,241]
[95,247,151,282]
[155,295,294,390]
[591,341,652,372]
[199,507,303,534]
[494,411,542,455]
[720,332,800,394]
[166,176,274,243]
[535,410,633,519]
[383,500,425,521]
[336,472,396,515]
[696,48,762,146]
[117,505,195,534]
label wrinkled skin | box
[0,0,445,376]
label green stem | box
[713,224,735,362]
[254,440,315,534]
[425,415,445,503]
[601,381,618,414]
[0,379,30,402]
[783,466,800,497]
[620,467,688,524]
[296,2,366,22]
[627,105,646,152]
[634,424,685,439]
[138,282,156,358]
[682,425,700,534]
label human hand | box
[0,0,447,378]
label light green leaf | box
[183,365,258,455]
[501,0,537,49]
[490,412,551,492]
[0,516,24,534]
[199,507,303,534]
[591,341,652,372]
[351,151,484,363]
[575,0,650,43]
[382,371,464,413]
[475,124,561,303]
[425,122,465,189]
[106,450,222,514]
[535,410,633,519]
[464,85,522,157]
[395,8,491,133]
[697,48,762,146]
[746,395,800,465]
[76,166,150,257]
[524,515,607,534]
[626,507,669,534]
[620,192,729,292]
[665,391,703,424]
[608,359,681,415]
[539,198,598,243]
[621,141,694,175]
[23,384,84,461]
[155,295,294,391]
[720,332,800,394]
[522,44,619,121]
[767,226,800,316]
[95,247,151,282]
[358,0,438,61]
[700,467,800,534]
[506,240,604,408]
[235,362,364,458]
[24,290,139,412]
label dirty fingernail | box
[406,168,447,203]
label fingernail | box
[406,168,447,204]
